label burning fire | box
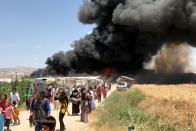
[102,67,116,78]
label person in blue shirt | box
[33,91,51,131]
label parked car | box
[116,81,127,91]
[116,76,135,88]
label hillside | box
[0,67,37,78]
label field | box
[89,84,196,131]
[136,84,196,130]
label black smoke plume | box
[32,0,196,77]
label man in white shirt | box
[10,87,20,106]
[51,84,59,110]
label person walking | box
[24,87,31,110]
[51,84,58,110]
[12,101,20,125]
[80,87,91,123]
[103,86,107,99]
[51,84,59,110]
[89,86,96,111]
[54,87,69,131]
[0,94,8,114]
[10,87,20,106]
[97,85,102,103]
[70,86,80,115]
[3,100,12,131]
[29,91,38,127]
[33,91,51,131]
[108,83,111,91]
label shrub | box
[0,78,33,106]
[93,88,182,131]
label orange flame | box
[102,67,116,78]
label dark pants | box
[97,93,101,102]
[26,99,30,110]
[35,121,40,131]
[72,103,80,115]
[103,93,107,99]
[59,112,65,130]
[5,119,11,129]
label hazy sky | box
[0,0,94,68]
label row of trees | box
[0,78,33,106]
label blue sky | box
[1,0,196,73]
[0,0,94,68]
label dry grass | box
[88,109,124,131]
[135,84,196,100]
[136,84,196,129]
[88,89,178,131]
[89,84,196,131]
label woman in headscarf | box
[0,94,7,111]
[80,87,91,123]
[0,94,7,118]
[70,86,80,115]
[54,87,69,131]
[97,85,102,103]
[88,86,95,111]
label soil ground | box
[9,85,116,131]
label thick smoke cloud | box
[35,0,196,76]
[113,0,189,32]
[154,43,190,73]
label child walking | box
[40,116,56,131]
[12,101,20,125]
[3,100,12,131]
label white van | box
[116,81,127,91]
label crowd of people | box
[0,87,21,131]
[0,82,112,131]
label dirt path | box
[9,85,116,131]
[11,104,87,131]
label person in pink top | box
[3,100,12,131]
[103,86,107,99]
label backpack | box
[35,98,49,122]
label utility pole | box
[15,72,17,80]
[15,72,18,87]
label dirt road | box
[9,85,116,131]
[11,104,87,131]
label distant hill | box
[0,67,37,78]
